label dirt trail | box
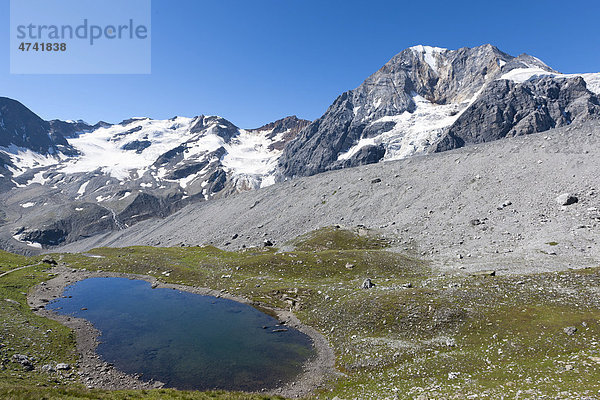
[0,262,41,278]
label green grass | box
[0,387,283,400]
[0,250,41,273]
[289,226,391,252]
[1,228,600,399]
[0,261,80,390]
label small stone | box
[263,240,274,247]
[345,263,355,270]
[471,270,496,277]
[497,201,512,210]
[448,371,460,379]
[41,364,56,373]
[564,326,578,336]
[56,363,70,370]
[362,278,375,289]
[565,364,574,371]
[371,178,382,184]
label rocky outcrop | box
[249,116,311,151]
[433,76,600,152]
[190,115,239,141]
[14,203,114,247]
[341,144,386,168]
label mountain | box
[0,106,309,252]
[278,44,600,178]
[1,43,599,253]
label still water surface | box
[48,277,314,391]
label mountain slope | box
[55,120,600,275]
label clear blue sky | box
[1,0,599,128]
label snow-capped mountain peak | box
[279,44,600,178]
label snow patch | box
[0,145,60,176]
[20,202,35,208]
[337,138,377,161]
[178,174,199,189]
[339,93,476,161]
[61,117,197,180]
[12,234,42,249]
[77,181,89,195]
[410,45,447,73]
[500,69,600,95]
[28,171,49,185]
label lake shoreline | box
[28,265,337,398]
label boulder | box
[556,193,578,206]
[362,278,375,289]
[563,326,577,336]
[42,255,58,266]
